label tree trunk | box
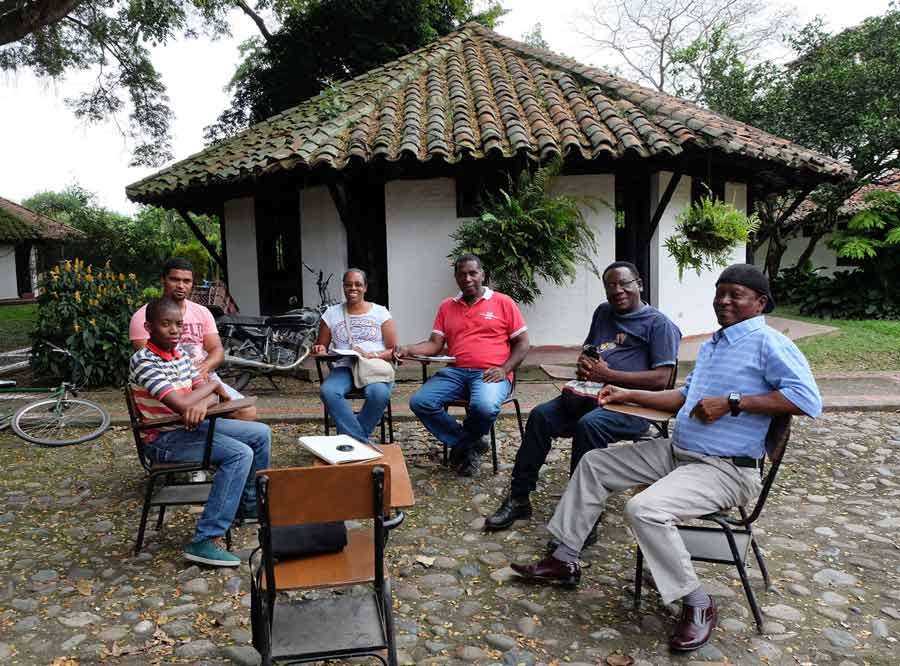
[793,232,824,270]
[764,228,787,278]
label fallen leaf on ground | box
[607,654,634,666]
[415,555,435,567]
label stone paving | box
[1,412,899,665]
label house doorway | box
[255,192,302,314]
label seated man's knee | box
[528,400,555,426]
[469,397,501,423]
[574,413,613,446]
[624,493,659,526]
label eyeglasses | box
[604,278,640,291]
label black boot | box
[485,493,533,531]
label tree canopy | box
[205,0,503,142]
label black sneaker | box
[456,448,483,477]
[448,442,472,470]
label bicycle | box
[0,343,110,446]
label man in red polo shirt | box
[398,255,530,476]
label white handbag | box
[342,305,395,388]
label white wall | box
[223,197,261,315]
[754,234,851,276]
[384,175,617,346]
[521,174,616,345]
[0,244,17,299]
[649,174,746,337]
[300,186,348,307]
[386,179,459,342]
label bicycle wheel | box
[12,398,110,447]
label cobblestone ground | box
[0,412,898,665]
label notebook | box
[298,434,384,465]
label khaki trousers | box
[547,438,762,604]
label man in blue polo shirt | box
[509,264,821,652]
[485,262,681,533]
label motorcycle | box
[215,266,337,392]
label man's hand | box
[483,367,506,383]
[598,384,631,405]
[586,356,610,382]
[576,354,595,380]
[213,381,231,402]
[183,403,208,430]
[689,397,730,423]
[312,344,327,356]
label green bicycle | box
[0,343,110,446]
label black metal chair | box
[251,464,404,666]
[632,414,793,631]
[315,357,394,444]
[125,387,248,554]
[640,360,679,439]
[417,361,524,475]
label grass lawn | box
[0,303,36,352]
[779,305,900,373]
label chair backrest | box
[665,360,679,390]
[123,386,152,472]
[745,414,792,524]
[257,464,392,526]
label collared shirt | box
[129,342,202,442]
[584,303,681,372]
[432,287,527,370]
[673,315,822,459]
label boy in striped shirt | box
[129,297,271,567]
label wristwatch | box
[728,392,742,416]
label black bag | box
[270,521,347,561]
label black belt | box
[731,456,762,469]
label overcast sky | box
[0,0,891,214]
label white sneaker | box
[190,471,209,483]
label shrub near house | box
[32,259,143,386]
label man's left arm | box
[691,337,822,423]
[483,300,530,383]
[198,333,225,376]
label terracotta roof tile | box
[127,23,853,203]
[0,197,86,242]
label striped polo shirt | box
[673,315,822,459]
[128,342,202,442]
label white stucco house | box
[126,23,851,342]
[0,197,84,301]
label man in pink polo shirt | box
[398,255,530,477]
[130,257,256,421]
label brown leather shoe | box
[669,597,717,651]
[510,555,581,586]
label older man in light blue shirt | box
[510,264,821,653]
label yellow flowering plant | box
[33,257,144,386]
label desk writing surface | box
[540,364,577,380]
[312,444,414,509]
[139,397,257,428]
[602,402,675,422]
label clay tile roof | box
[0,197,86,242]
[789,170,900,222]
[127,22,854,204]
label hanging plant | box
[665,191,760,279]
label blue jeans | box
[509,394,648,497]
[409,367,511,448]
[320,367,393,443]
[146,418,272,543]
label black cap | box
[715,264,775,313]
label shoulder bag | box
[343,304,396,388]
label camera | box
[582,344,601,359]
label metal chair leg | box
[633,546,644,609]
[387,403,395,443]
[380,414,386,444]
[135,476,157,555]
[155,505,167,530]
[717,519,764,631]
[323,405,330,436]
[490,425,498,474]
[225,529,232,551]
[513,398,525,441]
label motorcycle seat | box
[266,311,320,328]
[217,314,268,327]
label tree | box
[23,185,219,282]
[576,0,794,97]
[205,0,504,142]
[830,189,900,294]
[522,23,548,50]
[0,0,288,166]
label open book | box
[298,434,384,465]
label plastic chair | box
[251,464,404,666]
[632,414,793,631]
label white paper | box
[331,349,361,357]
[298,435,384,465]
